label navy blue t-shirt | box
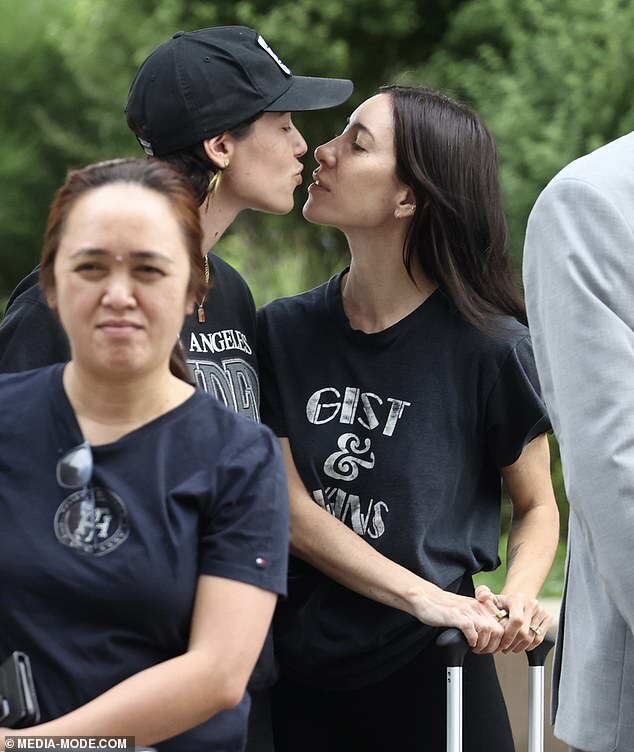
[257,272,551,689]
[0,254,282,697]
[0,364,289,750]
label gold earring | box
[207,169,222,195]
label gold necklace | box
[197,255,210,323]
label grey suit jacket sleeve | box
[523,175,634,629]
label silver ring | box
[529,625,543,636]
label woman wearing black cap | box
[124,28,351,428]
[0,25,353,752]
[257,86,559,750]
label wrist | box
[405,578,442,620]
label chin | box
[253,194,295,216]
[302,201,330,226]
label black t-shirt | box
[0,364,289,750]
[181,255,259,421]
[0,268,70,371]
[257,271,551,689]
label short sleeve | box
[256,307,289,437]
[485,335,551,467]
[199,427,289,595]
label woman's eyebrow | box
[346,119,376,141]
[69,248,174,263]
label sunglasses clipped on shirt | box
[56,440,99,550]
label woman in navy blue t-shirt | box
[0,159,289,751]
[258,86,560,751]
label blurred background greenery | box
[3,0,632,594]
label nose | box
[293,127,308,158]
[314,138,336,167]
[101,272,137,310]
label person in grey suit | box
[523,131,634,752]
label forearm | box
[11,650,244,745]
[290,485,438,619]
[10,577,275,746]
[502,501,559,598]
[498,434,559,598]
[281,439,504,650]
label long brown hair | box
[39,158,206,382]
[382,85,526,332]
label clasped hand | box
[474,584,553,653]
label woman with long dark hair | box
[258,86,559,750]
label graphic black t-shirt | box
[0,254,260,420]
[181,255,259,421]
[257,271,551,689]
[0,365,289,751]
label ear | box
[202,134,233,170]
[394,186,417,220]
[45,289,58,311]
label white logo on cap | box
[257,35,291,76]
[137,136,155,157]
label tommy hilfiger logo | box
[54,487,129,556]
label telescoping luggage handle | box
[436,628,555,752]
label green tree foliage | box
[414,0,634,263]
[0,0,79,291]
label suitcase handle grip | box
[435,628,555,666]
[526,634,555,666]
[436,628,469,667]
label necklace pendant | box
[197,304,206,323]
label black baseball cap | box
[125,26,354,157]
